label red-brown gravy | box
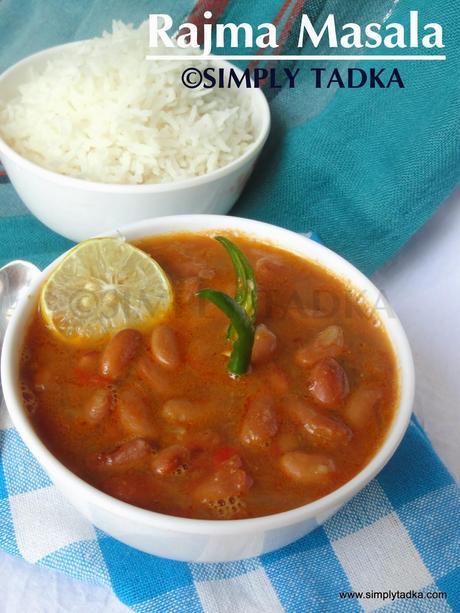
[20,233,398,519]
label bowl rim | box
[0,41,271,193]
[1,215,415,535]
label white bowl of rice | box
[0,22,270,241]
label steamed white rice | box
[0,21,256,184]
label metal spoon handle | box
[0,260,40,389]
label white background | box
[0,187,458,612]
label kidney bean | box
[21,383,38,415]
[198,267,216,280]
[309,357,350,407]
[275,430,301,453]
[136,355,174,396]
[240,395,278,447]
[118,388,157,438]
[178,277,201,304]
[283,396,352,446]
[33,366,54,391]
[296,325,344,368]
[193,457,253,502]
[151,445,190,475]
[251,324,277,365]
[264,363,290,395]
[151,324,180,370]
[77,351,101,373]
[162,398,206,426]
[280,452,335,484]
[212,446,239,465]
[343,387,383,430]
[256,289,269,319]
[99,438,151,466]
[83,388,111,424]
[182,430,221,453]
[220,454,243,471]
[255,254,287,282]
[174,258,215,279]
[101,329,143,380]
[288,306,331,325]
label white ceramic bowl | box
[0,45,270,242]
[1,215,414,563]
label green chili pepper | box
[215,236,257,339]
[196,289,255,376]
[195,237,258,376]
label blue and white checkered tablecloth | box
[1,397,459,612]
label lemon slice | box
[40,237,173,343]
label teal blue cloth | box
[233,2,460,274]
[0,0,459,273]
